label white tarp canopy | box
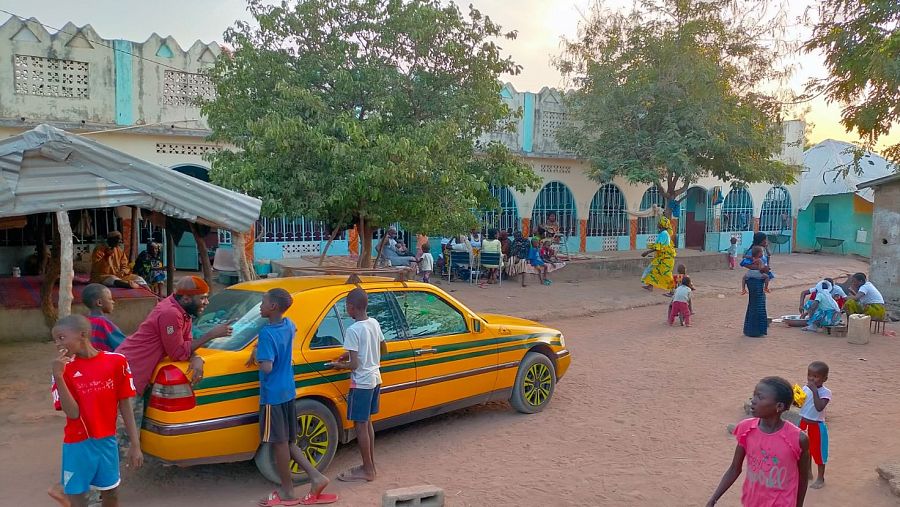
[798,139,895,211]
[0,124,261,232]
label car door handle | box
[414,347,437,356]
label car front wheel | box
[510,352,556,414]
[254,399,339,484]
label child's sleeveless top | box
[734,417,802,507]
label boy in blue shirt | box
[247,288,336,506]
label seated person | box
[479,229,503,284]
[538,212,561,239]
[468,228,483,249]
[90,231,147,289]
[844,272,886,320]
[379,228,417,267]
[134,242,167,296]
[800,279,842,332]
[528,238,551,286]
[799,277,846,313]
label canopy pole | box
[165,228,175,295]
[190,223,213,288]
[56,211,74,319]
[130,207,140,261]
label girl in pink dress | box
[707,376,811,506]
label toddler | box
[726,236,738,270]
[799,361,831,490]
[668,276,693,326]
[741,246,770,294]
[418,243,434,283]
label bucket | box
[254,259,272,276]
[847,314,870,345]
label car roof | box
[227,275,430,295]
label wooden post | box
[318,226,342,266]
[190,223,213,288]
[129,207,140,261]
[56,211,74,319]
[165,228,175,295]
[41,218,61,327]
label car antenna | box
[345,274,363,285]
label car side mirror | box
[472,318,482,333]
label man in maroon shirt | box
[116,276,232,444]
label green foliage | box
[556,0,797,201]
[804,0,900,165]
[203,0,540,239]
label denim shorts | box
[347,385,381,422]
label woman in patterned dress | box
[640,216,676,292]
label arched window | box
[587,184,627,236]
[638,186,665,234]
[721,188,754,232]
[531,182,577,235]
[760,186,792,232]
[480,185,520,233]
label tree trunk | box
[190,223,213,288]
[318,226,342,266]
[358,218,374,268]
[40,224,61,328]
[232,230,255,282]
[130,207,140,261]
[165,228,175,295]
[56,211,75,319]
[372,231,387,268]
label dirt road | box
[1,255,897,506]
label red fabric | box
[51,351,136,443]
[116,296,193,394]
[669,301,691,325]
[799,419,826,465]
[0,276,153,310]
[728,256,736,269]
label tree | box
[555,0,797,210]
[804,0,900,165]
[203,0,540,266]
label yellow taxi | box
[140,275,571,482]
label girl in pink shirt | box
[707,376,811,507]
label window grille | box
[638,186,665,234]
[587,184,627,236]
[479,185,520,233]
[531,182,577,236]
[760,186,792,232]
[162,70,215,106]
[721,188,754,232]
[256,217,328,242]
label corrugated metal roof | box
[0,124,261,232]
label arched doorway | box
[531,181,577,236]
[587,184,627,251]
[480,185,520,234]
[760,186,792,233]
[681,186,707,249]
[637,186,665,234]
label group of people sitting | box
[798,272,886,332]
[89,231,167,296]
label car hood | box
[478,313,547,329]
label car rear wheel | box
[254,399,339,485]
[510,352,556,414]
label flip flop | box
[259,491,302,506]
[337,469,372,483]
[300,493,339,505]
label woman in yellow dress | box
[640,216,676,292]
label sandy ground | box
[1,253,898,506]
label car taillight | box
[149,365,196,411]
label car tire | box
[254,399,339,485]
[510,351,556,414]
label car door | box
[394,290,499,412]
[300,291,415,423]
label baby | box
[741,246,771,294]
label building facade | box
[859,174,900,311]
[0,17,806,270]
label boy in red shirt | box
[50,315,143,507]
[82,283,126,352]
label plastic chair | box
[477,252,503,286]
[447,250,471,282]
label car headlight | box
[558,333,565,348]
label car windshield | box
[194,289,266,351]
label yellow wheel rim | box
[523,363,552,407]
[291,414,329,472]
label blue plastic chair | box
[477,252,503,286]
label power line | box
[0,9,210,73]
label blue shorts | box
[347,386,381,422]
[61,436,120,495]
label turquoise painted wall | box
[797,194,872,257]
[113,40,134,126]
[522,93,534,153]
[585,236,629,252]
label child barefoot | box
[741,246,771,294]
[799,361,831,490]
[528,238,551,286]
[418,243,434,283]
[707,376,810,506]
[668,276,693,327]
[664,264,688,297]
[726,236,738,270]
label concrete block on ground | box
[876,462,900,497]
[382,485,445,507]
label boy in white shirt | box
[329,288,387,483]
[799,361,832,489]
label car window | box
[309,307,344,349]
[196,290,266,350]
[323,292,404,344]
[395,291,468,338]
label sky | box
[1,0,896,152]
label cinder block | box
[382,485,445,507]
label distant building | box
[795,140,895,257]
[0,16,808,270]
[858,173,900,312]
